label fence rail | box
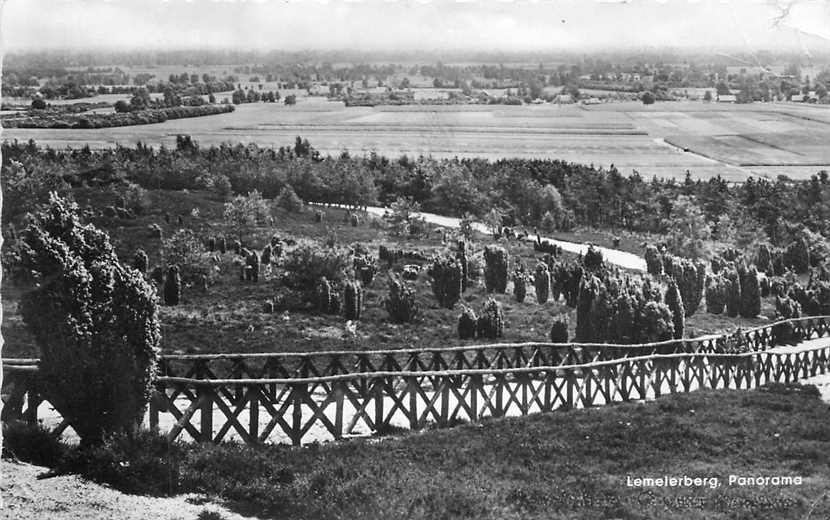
[3,316,830,446]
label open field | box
[6,98,830,180]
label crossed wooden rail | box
[3,316,830,446]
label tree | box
[703,90,713,102]
[663,195,711,259]
[641,91,656,105]
[17,193,160,446]
[129,87,151,110]
[284,94,297,105]
[114,100,131,113]
[223,190,270,241]
[30,98,47,110]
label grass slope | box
[41,384,824,520]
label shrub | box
[724,269,741,318]
[343,280,364,321]
[458,306,478,339]
[282,239,351,292]
[118,182,150,215]
[476,298,505,339]
[785,237,810,273]
[582,245,604,271]
[2,420,68,467]
[705,274,726,314]
[428,256,463,309]
[775,295,801,319]
[133,249,149,274]
[534,262,550,304]
[161,229,207,283]
[575,275,600,341]
[756,243,773,273]
[512,270,527,303]
[276,184,304,213]
[549,316,569,343]
[164,265,182,305]
[17,193,160,445]
[456,242,469,291]
[245,251,260,283]
[738,264,761,318]
[354,255,378,286]
[58,431,182,496]
[613,293,637,343]
[665,280,685,339]
[586,283,614,343]
[224,189,270,240]
[316,277,337,314]
[483,245,509,293]
[385,275,419,323]
[638,301,675,343]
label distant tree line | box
[2,138,829,250]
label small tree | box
[223,190,270,241]
[641,91,656,105]
[276,184,304,213]
[665,280,685,339]
[17,193,160,446]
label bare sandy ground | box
[1,460,258,520]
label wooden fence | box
[3,316,830,446]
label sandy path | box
[1,460,256,520]
[330,204,649,271]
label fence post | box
[291,383,305,446]
[374,377,385,432]
[408,376,418,430]
[249,385,259,443]
[334,380,344,440]
[198,385,213,443]
[440,375,450,426]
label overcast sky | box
[2,0,830,53]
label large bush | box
[282,239,351,292]
[17,193,161,446]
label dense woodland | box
[3,137,829,254]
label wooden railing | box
[3,316,829,446]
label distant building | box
[717,94,736,103]
[552,94,575,104]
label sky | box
[2,0,830,53]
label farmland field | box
[5,98,830,181]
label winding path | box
[345,204,648,271]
